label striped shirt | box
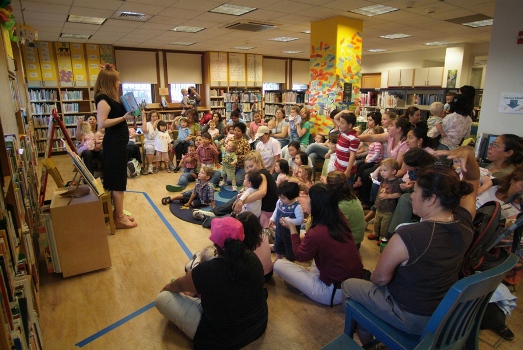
[334,130,360,174]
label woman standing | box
[94,64,137,229]
[273,184,363,306]
[271,108,289,147]
[342,146,479,344]
[156,217,268,349]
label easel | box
[38,108,77,207]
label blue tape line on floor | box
[75,191,192,347]
[75,302,155,347]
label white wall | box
[478,0,523,136]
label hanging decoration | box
[0,0,17,41]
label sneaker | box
[232,185,237,191]
[367,233,379,240]
[173,166,181,173]
[140,167,148,175]
[494,325,515,341]
[219,180,226,187]
[168,163,176,171]
[167,168,172,173]
[192,210,215,220]
[148,165,154,174]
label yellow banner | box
[55,42,73,85]
[38,42,58,85]
[22,45,42,83]
[86,44,100,85]
[70,43,88,86]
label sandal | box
[114,212,135,222]
[115,215,138,229]
[162,197,172,205]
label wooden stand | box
[50,188,111,277]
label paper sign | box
[499,93,523,114]
[158,87,169,95]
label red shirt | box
[334,129,360,174]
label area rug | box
[168,188,238,224]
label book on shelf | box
[120,92,141,117]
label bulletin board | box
[210,51,228,84]
[228,52,246,83]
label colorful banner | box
[70,43,88,87]
[55,42,73,86]
[86,44,101,85]
[38,42,58,86]
[22,45,42,86]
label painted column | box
[309,16,363,135]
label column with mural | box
[309,16,362,135]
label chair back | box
[421,253,518,350]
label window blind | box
[115,50,157,83]
[166,53,202,84]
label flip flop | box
[166,185,183,192]
[161,197,172,205]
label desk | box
[50,188,111,277]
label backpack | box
[127,158,141,178]
[460,201,504,278]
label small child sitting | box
[154,120,172,173]
[270,181,304,261]
[292,151,309,175]
[222,124,235,143]
[166,144,199,192]
[207,120,220,140]
[353,126,385,188]
[162,167,215,208]
[76,121,96,155]
[237,170,263,217]
[294,165,313,214]
[219,140,237,191]
[275,159,290,186]
[172,116,192,148]
[368,158,402,243]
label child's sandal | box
[161,197,172,205]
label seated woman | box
[77,114,102,175]
[155,217,268,349]
[326,171,365,250]
[342,146,479,344]
[273,184,363,306]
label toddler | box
[270,181,303,261]
[162,167,215,208]
[223,124,235,143]
[275,159,290,186]
[444,91,456,114]
[369,158,402,243]
[172,116,192,171]
[293,151,308,175]
[207,120,220,140]
[76,121,95,155]
[237,170,263,217]
[166,145,199,192]
[94,127,104,151]
[314,134,326,144]
[320,133,338,183]
[154,120,172,173]
[196,132,220,171]
[288,105,302,143]
[295,165,313,214]
[353,126,385,188]
[219,140,238,191]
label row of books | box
[407,93,445,106]
[210,89,226,97]
[32,115,82,127]
[35,140,67,154]
[210,100,224,107]
[282,91,308,104]
[34,127,76,141]
[28,89,58,102]
[61,90,84,101]
[62,103,80,113]
[30,103,58,115]
[224,92,262,103]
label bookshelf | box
[29,87,94,155]
[224,89,262,122]
[264,90,309,117]
[209,89,226,117]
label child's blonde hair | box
[81,121,92,135]
[430,102,444,116]
[381,158,400,171]
[299,165,313,182]
[201,166,214,178]
[226,140,237,151]
[372,125,385,134]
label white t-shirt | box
[154,130,172,152]
[256,137,281,169]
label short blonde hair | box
[243,151,264,168]
[381,158,400,171]
[430,102,444,116]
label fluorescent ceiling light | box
[169,41,195,46]
[301,30,310,34]
[424,41,451,46]
[268,37,299,42]
[67,15,106,25]
[210,4,256,16]
[232,46,255,50]
[462,19,493,28]
[282,51,303,54]
[367,49,389,52]
[60,33,91,39]
[350,5,398,17]
[379,33,412,39]
[171,26,205,33]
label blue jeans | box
[177,168,196,189]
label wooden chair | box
[330,253,518,350]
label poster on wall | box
[499,93,523,113]
[447,70,457,88]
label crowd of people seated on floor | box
[152,86,523,347]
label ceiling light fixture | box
[210,4,257,16]
[171,26,205,33]
[350,5,399,17]
[301,30,310,34]
[379,33,412,39]
[232,46,255,50]
[67,15,106,25]
[282,51,303,54]
[169,41,195,46]
[60,33,91,39]
[462,19,493,28]
[268,37,299,42]
[367,49,389,52]
[424,41,451,46]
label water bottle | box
[379,237,388,253]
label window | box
[292,84,308,91]
[170,83,197,102]
[121,83,153,104]
[263,83,282,93]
